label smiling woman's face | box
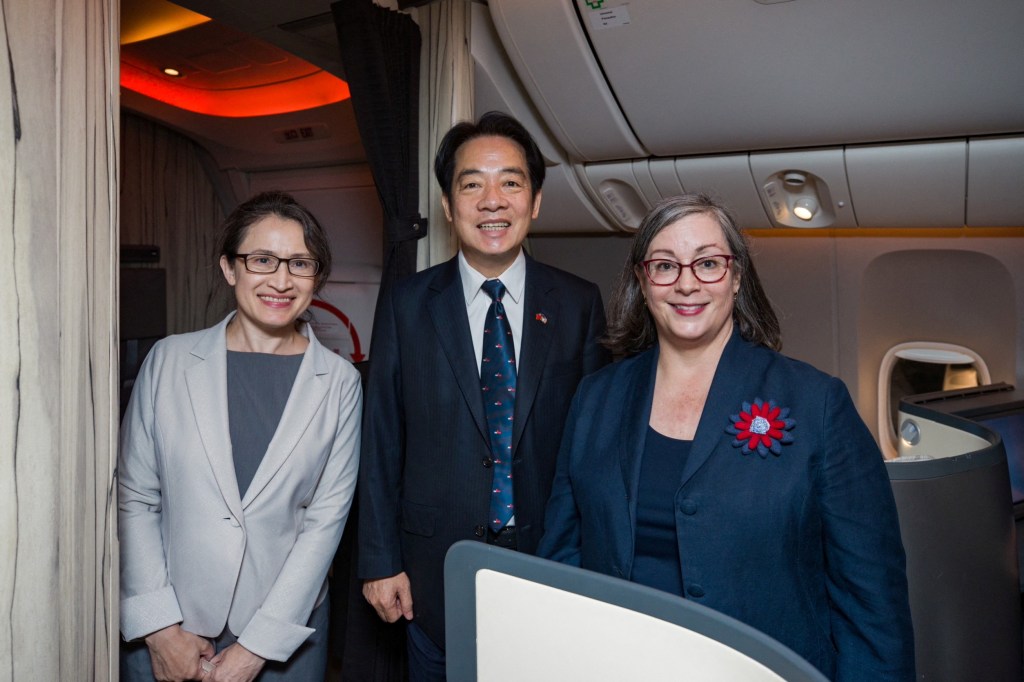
[219,214,316,336]
[638,212,740,351]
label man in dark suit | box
[357,111,610,680]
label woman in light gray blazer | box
[119,192,361,682]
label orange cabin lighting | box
[120,63,351,118]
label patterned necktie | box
[481,279,517,531]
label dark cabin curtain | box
[333,0,426,289]
[330,2,422,680]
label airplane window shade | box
[878,342,990,460]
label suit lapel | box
[428,259,489,443]
[679,332,767,488]
[242,330,330,508]
[185,316,243,520]
[512,259,559,453]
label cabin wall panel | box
[121,113,232,335]
[247,164,384,283]
[746,237,839,376]
[527,234,632,312]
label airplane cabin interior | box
[115,0,1024,679]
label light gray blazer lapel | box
[242,325,331,508]
[184,315,243,521]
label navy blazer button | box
[482,457,493,468]
[687,584,705,598]
[680,500,698,515]
[474,525,486,537]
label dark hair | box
[604,193,781,356]
[433,110,545,200]
[217,190,332,293]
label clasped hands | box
[144,624,265,682]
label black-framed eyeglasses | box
[639,255,734,286]
[233,253,321,278]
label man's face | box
[442,135,542,278]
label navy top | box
[226,350,303,497]
[631,426,691,596]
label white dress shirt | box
[459,249,526,374]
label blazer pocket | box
[401,499,439,538]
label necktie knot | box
[482,279,506,303]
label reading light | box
[162,67,183,78]
[760,169,834,227]
[793,197,818,221]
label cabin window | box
[878,343,991,459]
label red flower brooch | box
[726,398,795,458]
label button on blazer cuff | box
[120,585,184,641]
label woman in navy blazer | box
[538,194,914,681]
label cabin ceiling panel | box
[471,4,565,167]
[120,0,363,169]
[486,0,1024,159]
[487,0,645,161]
[532,166,619,234]
[121,90,366,172]
[165,0,378,79]
[122,22,321,89]
[170,0,334,37]
[673,156,772,229]
[577,0,1024,157]
[846,142,967,228]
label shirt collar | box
[459,249,527,306]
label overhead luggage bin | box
[489,0,1024,158]
[967,136,1024,227]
